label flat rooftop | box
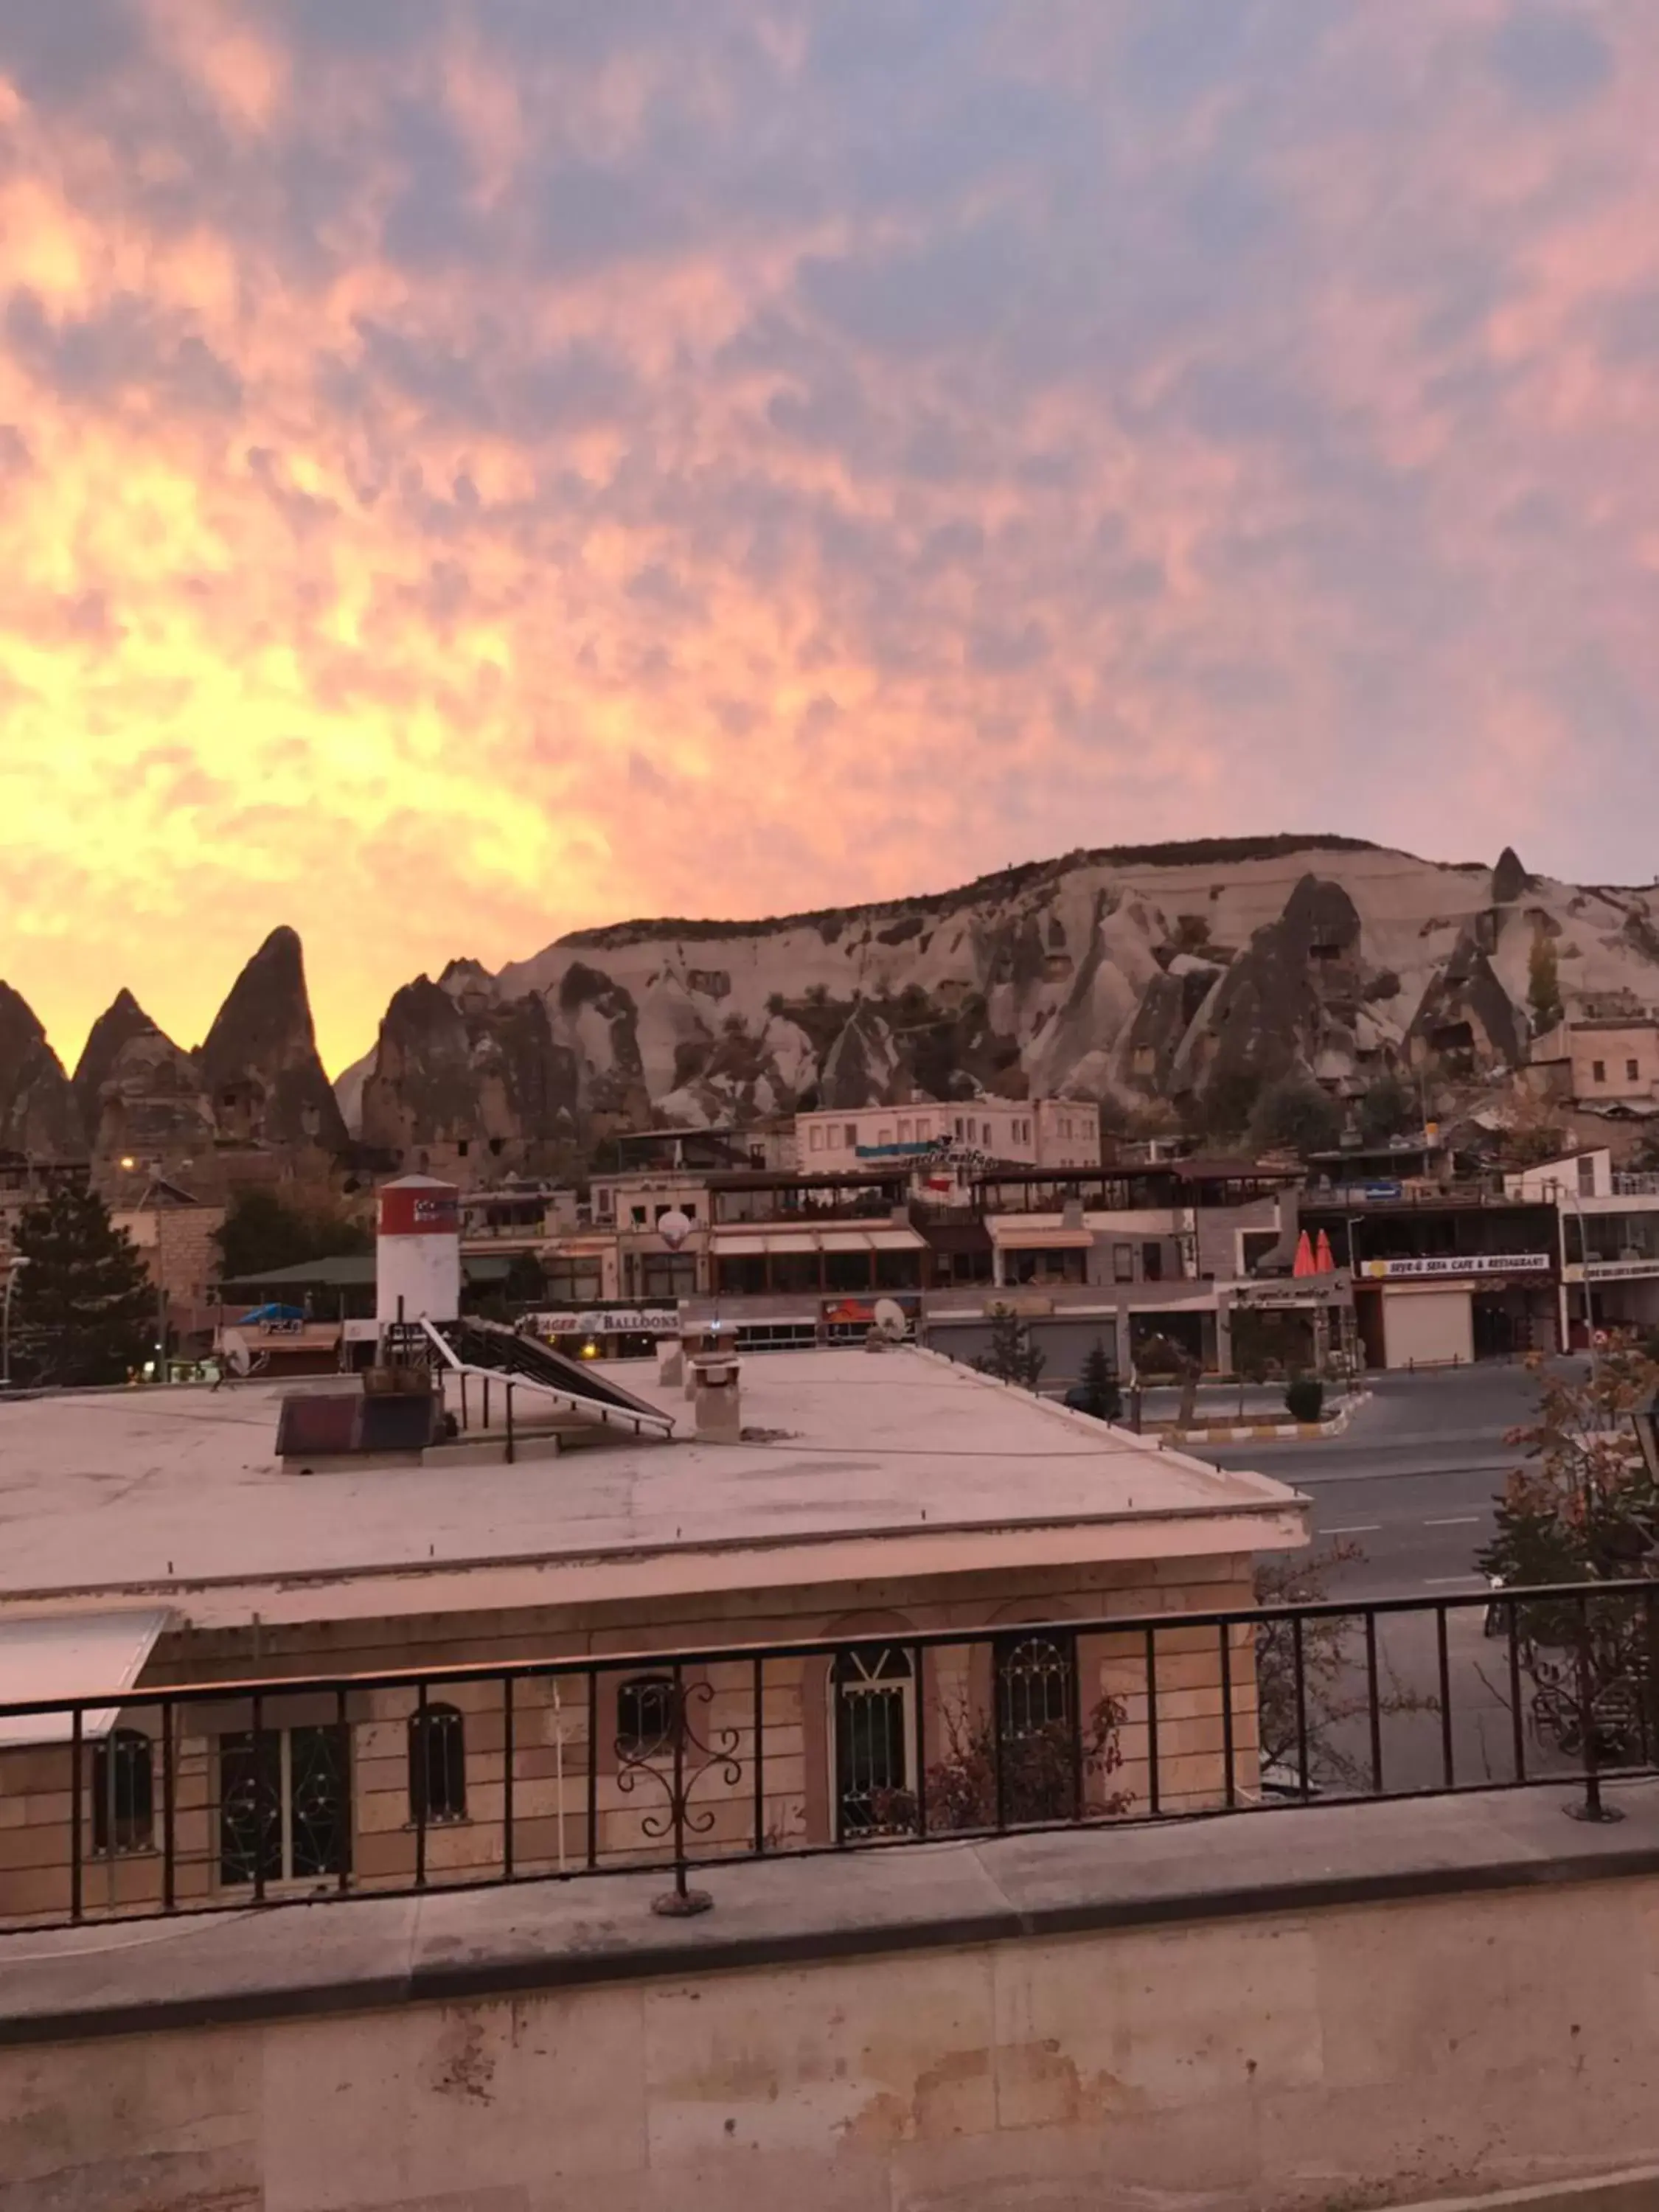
[0,1350,1306,1627]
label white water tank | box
[376,1175,462,1325]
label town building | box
[793,1099,1101,1173]
[1528,1010,1659,1116]
[1505,1147,1659,1346]
[0,1332,1307,1926]
[1298,1174,1561,1367]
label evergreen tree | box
[973,1306,1046,1390]
[1357,1071,1413,1144]
[10,1186,156,1386]
[1074,1338,1122,1422]
[1527,933,1564,1036]
[1248,1073,1343,1158]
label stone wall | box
[5,1790,1659,2211]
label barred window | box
[616,1674,681,1759]
[408,1703,467,1823]
[91,1728,153,1856]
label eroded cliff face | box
[333,837,1659,1138]
[72,990,215,1160]
[358,965,580,1161]
[195,926,348,1154]
[0,982,82,1156]
[16,839,1655,1169]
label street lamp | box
[1,1256,28,1388]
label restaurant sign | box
[1359,1253,1551,1281]
[537,1307,680,1335]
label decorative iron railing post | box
[1436,1607,1455,1790]
[585,1671,599,1872]
[1292,1614,1310,1801]
[751,1655,765,1853]
[1568,1591,1623,1825]
[911,1644,928,1839]
[992,1646,1009,1834]
[1069,1633,1086,1823]
[1144,1626,1161,1818]
[335,1686,350,1895]
[251,1691,267,1902]
[503,1674,515,1880]
[414,1680,429,1887]
[665,1662,696,1911]
[1507,1598,1527,1783]
[1364,1610,1384,1795]
[1218,1623,1236,1809]
[161,1698,176,1913]
[612,1664,742,1919]
[69,1707,83,1924]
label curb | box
[1162,1390,1371,1447]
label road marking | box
[1324,1523,1382,1535]
[1423,1515,1483,1527]
[1424,1574,1486,1587]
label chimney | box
[690,1353,742,1442]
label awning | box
[989,1223,1096,1251]
[711,1226,925,1254]
[710,1230,818,1256]
[0,1611,173,1748]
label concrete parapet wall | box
[7,1787,1659,2210]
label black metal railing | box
[2,1581,1657,1931]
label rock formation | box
[15,841,1659,1173]
[72,990,215,1161]
[0,982,83,1156]
[358,966,580,1167]
[195,927,348,1155]
[333,836,1659,1138]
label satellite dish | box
[872,1298,908,1342]
[658,1208,693,1251]
[225,1340,252,1378]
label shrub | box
[1284,1376,1325,1423]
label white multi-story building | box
[1506,1147,1659,1344]
[793,1099,1100,1174]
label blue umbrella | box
[237,1303,307,1325]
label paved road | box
[1193,1363,1599,1796]
[1203,1361,1577,1600]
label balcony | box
[1,1580,1652,1935]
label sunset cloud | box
[2,0,1658,1072]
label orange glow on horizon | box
[4,1,1659,1075]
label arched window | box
[91,1728,154,1856]
[408,1704,467,1823]
[616,1674,681,1760]
[994,1631,1077,1825]
[831,1646,914,1838]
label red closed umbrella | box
[1315,1229,1336,1275]
[1293,1230,1315,1277]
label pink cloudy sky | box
[3,0,1659,1074]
